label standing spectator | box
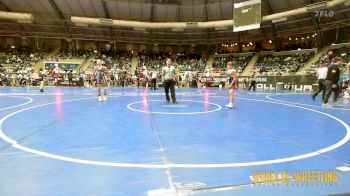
[151,71,158,90]
[38,68,46,92]
[68,70,73,86]
[78,74,84,88]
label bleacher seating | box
[255,51,314,76]
[305,46,350,76]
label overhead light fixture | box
[0,11,34,22]
[289,38,292,40]
[215,27,228,31]
[172,28,184,32]
[186,22,198,28]
[99,18,113,25]
[17,19,32,24]
[272,17,287,23]
[74,23,88,27]
[134,28,146,31]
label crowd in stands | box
[49,49,92,61]
[212,55,253,74]
[135,52,207,88]
[0,46,51,86]
[306,46,350,76]
[254,51,314,76]
[1,45,349,88]
[176,54,207,72]
[82,50,132,87]
[138,51,165,70]
[175,54,207,88]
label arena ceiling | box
[0,0,349,45]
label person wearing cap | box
[225,61,237,109]
[94,59,108,102]
[162,58,177,103]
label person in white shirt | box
[312,63,328,101]
[151,71,158,90]
[162,58,177,103]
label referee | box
[162,58,177,103]
[248,73,257,91]
[323,57,343,107]
[312,63,328,101]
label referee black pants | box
[163,79,176,102]
[151,78,157,90]
[312,79,326,100]
[323,80,339,104]
[248,81,256,91]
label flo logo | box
[314,10,335,17]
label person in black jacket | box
[323,57,343,107]
[68,70,73,86]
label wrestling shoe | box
[225,103,234,109]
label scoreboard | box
[233,0,261,32]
